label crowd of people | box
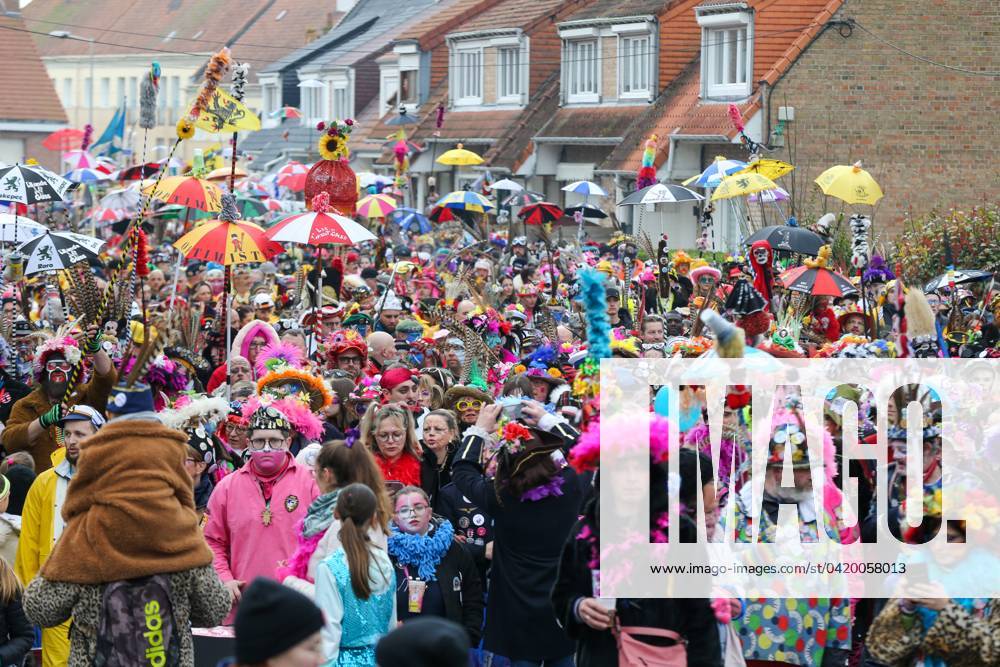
[0,209,994,667]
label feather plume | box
[80,124,93,151]
[727,104,744,132]
[575,267,611,359]
[124,321,167,387]
[904,289,937,340]
[139,62,160,130]
[431,306,497,371]
[230,62,249,102]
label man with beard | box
[2,328,116,473]
[16,404,105,667]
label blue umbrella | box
[561,180,607,197]
[682,157,748,188]
[389,207,431,234]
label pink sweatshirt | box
[204,459,319,598]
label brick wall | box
[601,36,617,100]
[766,0,1000,236]
[483,47,498,104]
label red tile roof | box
[459,0,590,34]
[230,1,346,78]
[407,83,523,144]
[0,13,67,123]
[485,73,562,170]
[395,0,501,50]
[536,105,643,140]
[562,0,670,22]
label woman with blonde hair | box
[0,538,32,664]
[362,405,424,489]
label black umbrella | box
[563,203,608,219]
[743,225,825,256]
[503,191,545,207]
[924,269,993,293]
[19,230,105,275]
[0,164,74,204]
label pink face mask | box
[251,450,289,476]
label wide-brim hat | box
[257,368,332,412]
[524,367,566,386]
[444,385,493,409]
[837,307,873,329]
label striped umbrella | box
[503,191,544,207]
[436,190,495,214]
[428,205,477,224]
[268,106,303,120]
[519,202,563,225]
[267,199,376,246]
[174,218,281,264]
[19,230,105,275]
[276,161,309,191]
[87,206,129,223]
[64,167,110,183]
[0,164,74,204]
[143,176,223,213]
[683,156,748,188]
[561,180,607,197]
[747,186,791,203]
[356,193,398,219]
[780,265,857,297]
[62,149,99,170]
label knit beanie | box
[234,578,324,663]
[375,617,470,667]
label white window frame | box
[453,46,483,106]
[61,78,73,106]
[380,68,399,114]
[698,11,753,99]
[301,87,323,123]
[618,33,653,99]
[496,46,523,104]
[332,86,348,119]
[564,38,599,104]
[399,68,419,106]
[99,77,110,108]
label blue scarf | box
[302,490,340,538]
[387,517,454,581]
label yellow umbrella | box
[710,172,778,201]
[735,158,794,181]
[435,143,484,166]
[356,193,398,218]
[814,161,884,205]
[204,166,248,182]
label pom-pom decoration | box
[636,134,658,189]
[727,103,745,132]
[135,229,150,277]
[175,118,195,140]
[80,124,93,151]
[574,267,611,360]
[139,62,160,130]
[230,62,249,102]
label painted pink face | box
[394,492,431,535]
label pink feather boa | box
[275,517,324,582]
[569,415,671,473]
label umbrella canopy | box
[519,202,563,225]
[490,178,523,192]
[683,156,748,188]
[747,186,791,203]
[780,265,856,297]
[356,193,397,218]
[385,109,421,126]
[174,219,280,265]
[205,166,248,182]
[111,163,161,181]
[0,214,46,243]
[62,150,99,170]
[503,191,545,207]
[561,180,607,197]
[19,230,105,275]
[0,164,73,204]
[436,190,494,214]
[924,269,993,293]
[267,207,376,246]
[42,128,84,152]
[736,158,794,181]
[815,161,884,205]
[268,106,303,120]
[435,144,483,166]
[388,207,431,234]
[563,203,608,219]
[100,187,142,210]
[428,205,477,224]
[144,176,223,213]
[236,179,271,198]
[711,173,778,201]
[276,161,309,191]
[64,167,110,183]
[619,183,703,205]
[86,206,129,223]
[743,225,824,256]
[356,172,392,188]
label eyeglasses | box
[396,504,429,518]
[455,399,484,411]
[46,361,72,372]
[375,431,405,442]
[338,356,363,366]
[249,437,286,451]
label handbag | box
[615,621,688,667]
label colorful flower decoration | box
[316,118,354,161]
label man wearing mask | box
[16,405,105,667]
[2,329,116,473]
[204,402,319,621]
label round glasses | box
[455,399,484,411]
[396,504,429,518]
[249,437,285,451]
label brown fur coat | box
[41,419,212,584]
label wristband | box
[85,337,101,355]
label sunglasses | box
[46,361,72,372]
[455,399,484,411]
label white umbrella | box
[100,187,142,210]
[561,180,607,197]
[491,178,523,192]
[0,214,46,243]
[618,183,704,205]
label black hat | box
[235,578,324,663]
[375,617,470,667]
[186,426,215,465]
[606,286,621,300]
[360,267,379,280]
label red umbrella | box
[519,202,564,225]
[42,128,84,151]
[428,205,476,224]
[779,265,857,297]
[277,161,309,192]
[113,163,162,181]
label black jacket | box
[436,481,493,584]
[551,517,722,667]
[0,594,35,665]
[419,444,454,512]
[451,430,584,661]
[391,536,484,645]
[0,370,31,427]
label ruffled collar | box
[387,517,454,581]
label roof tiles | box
[0,13,67,123]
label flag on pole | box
[192,88,261,133]
[91,104,126,157]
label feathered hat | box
[255,341,332,412]
[33,335,81,382]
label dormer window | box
[448,31,527,108]
[454,47,483,106]
[565,39,599,103]
[697,5,753,100]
